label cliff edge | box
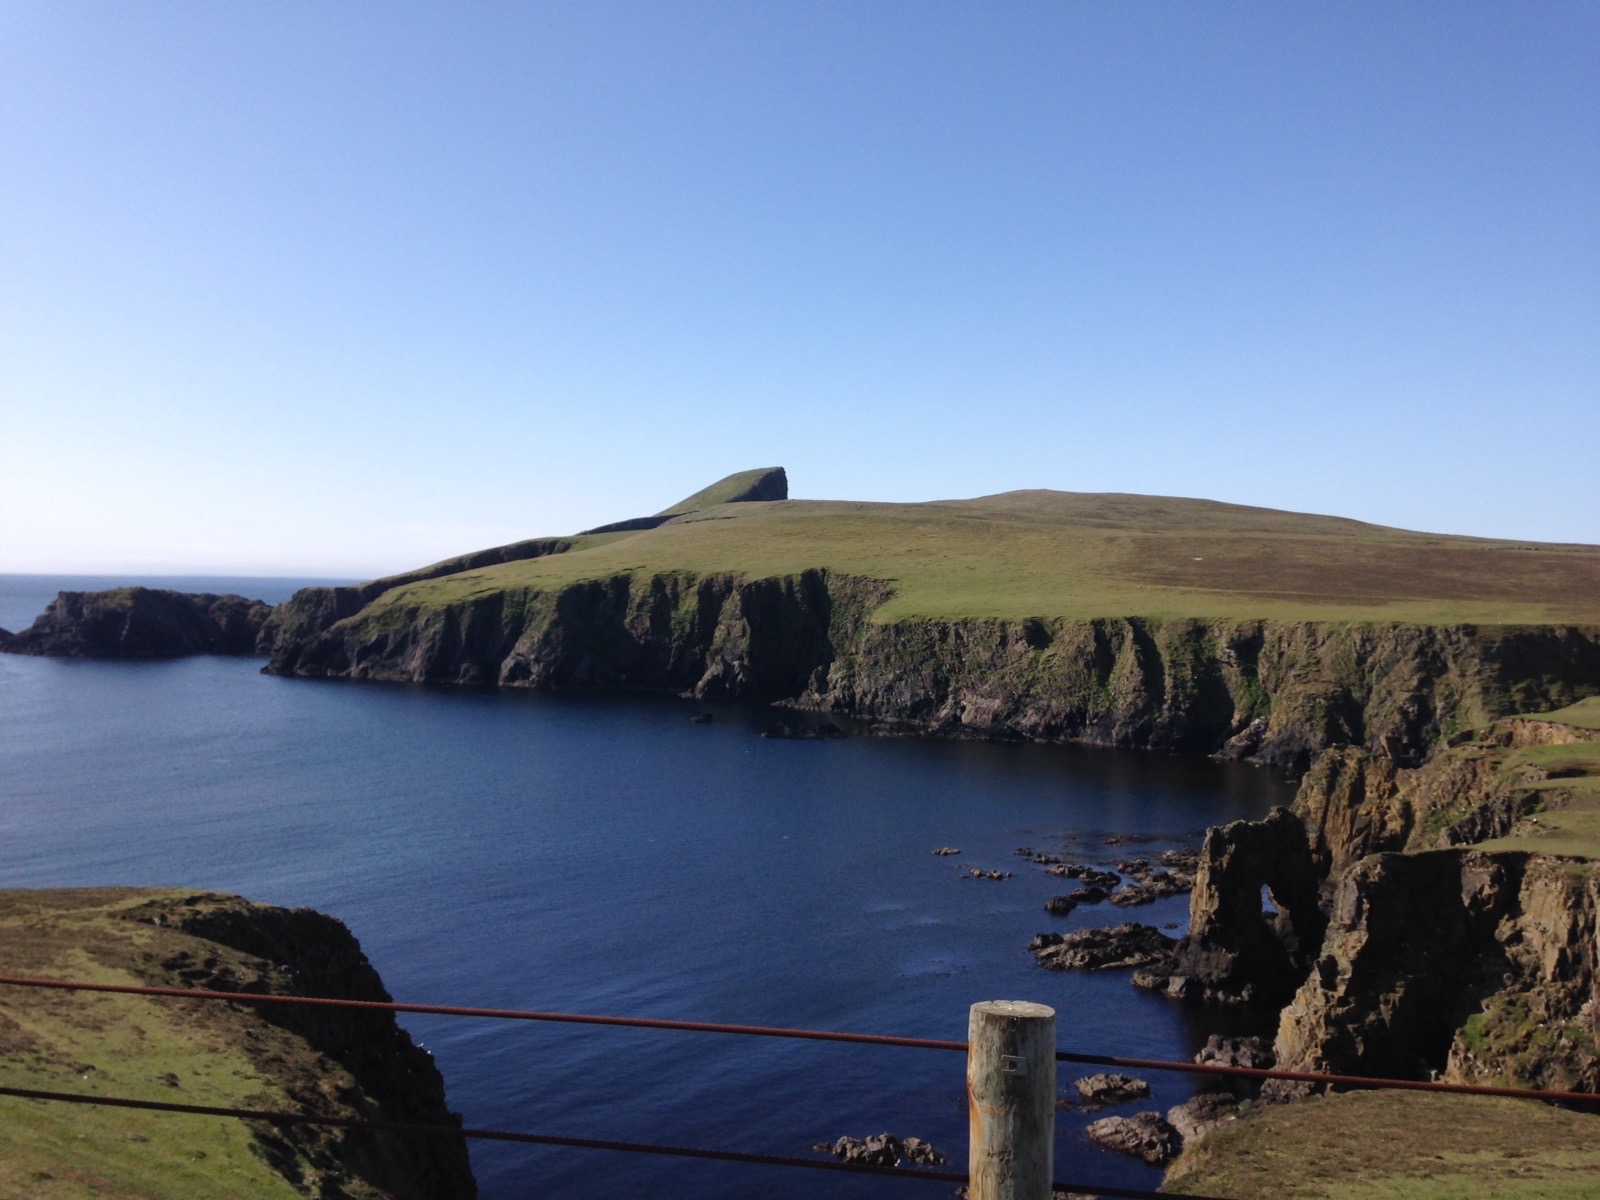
[0,888,476,1200]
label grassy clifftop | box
[0,889,473,1200]
[372,487,1600,626]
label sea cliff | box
[263,566,1600,772]
[3,588,276,658]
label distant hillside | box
[7,469,1595,769]
[386,481,1599,626]
[255,470,1600,773]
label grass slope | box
[1470,701,1600,859]
[0,890,303,1199]
[1528,696,1600,731]
[0,889,436,1200]
[374,490,1600,625]
[1165,1090,1600,1199]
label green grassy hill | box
[376,484,1600,626]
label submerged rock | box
[1016,847,1065,865]
[762,720,846,739]
[1044,864,1121,890]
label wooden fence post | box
[967,999,1055,1200]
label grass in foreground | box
[0,889,302,1199]
[366,490,1600,625]
[0,888,417,1200]
[1164,1090,1600,1199]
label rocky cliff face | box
[1152,715,1600,1093]
[3,588,274,658]
[1134,808,1325,1007]
[269,569,887,701]
[1270,850,1600,1093]
[1292,714,1600,871]
[266,567,1600,769]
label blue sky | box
[2,2,1595,575]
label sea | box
[0,574,1292,1199]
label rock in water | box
[1045,864,1122,889]
[1108,870,1191,906]
[1196,1034,1275,1071]
[1074,1072,1151,1105]
[813,1133,944,1166]
[1028,924,1176,971]
[1085,1112,1181,1164]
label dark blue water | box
[0,576,1291,1198]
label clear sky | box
[1,2,1595,576]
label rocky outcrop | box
[1085,1112,1181,1164]
[1269,850,1600,1094]
[1132,808,1325,1006]
[1029,924,1177,971]
[3,588,274,658]
[267,565,1600,769]
[1293,743,1544,872]
[1074,1072,1151,1105]
[1165,1093,1245,1144]
[812,1132,944,1166]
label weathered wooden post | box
[967,1000,1056,1200]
